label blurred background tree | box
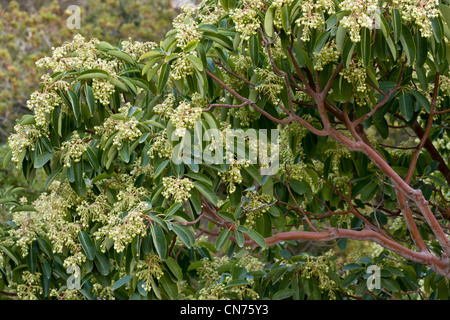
[0,0,177,144]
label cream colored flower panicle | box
[173,4,202,49]
[8,123,45,167]
[162,176,194,203]
[35,34,122,106]
[340,0,379,42]
[61,131,88,168]
[295,0,335,41]
[155,92,204,138]
[393,0,439,37]
[136,254,164,292]
[95,102,142,148]
[231,0,265,41]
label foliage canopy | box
[1,0,450,300]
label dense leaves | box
[0,0,450,300]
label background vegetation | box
[0,0,449,301]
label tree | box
[0,0,175,143]
[1,0,450,300]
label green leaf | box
[154,160,170,179]
[158,63,171,95]
[203,31,234,51]
[0,245,20,265]
[106,50,135,64]
[20,115,36,125]
[112,275,133,291]
[70,160,86,196]
[186,54,204,71]
[360,28,371,67]
[139,50,164,61]
[11,205,37,213]
[85,85,96,116]
[272,288,294,300]
[400,26,416,65]
[171,223,194,248]
[216,228,231,250]
[314,31,331,54]
[415,32,428,68]
[244,229,266,249]
[166,202,183,217]
[86,146,100,172]
[235,229,245,248]
[34,152,53,168]
[183,40,198,52]
[78,69,111,81]
[68,90,81,126]
[392,9,402,43]
[399,92,414,121]
[165,257,183,281]
[151,225,167,260]
[264,5,276,38]
[249,35,259,66]
[193,181,218,206]
[290,179,313,199]
[185,172,212,187]
[410,89,431,113]
[381,277,400,292]
[94,251,112,276]
[243,165,261,185]
[79,231,96,260]
[281,5,290,31]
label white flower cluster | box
[136,254,164,292]
[231,0,265,41]
[220,54,252,90]
[393,0,439,38]
[121,38,158,61]
[16,271,43,300]
[173,4,202,49]
[170,100,203,137]
[170,52,196,81]
[96,207,148,253]
[63,251,87,269]
[92,78,116,106]
[295,0,335,41]
[314,42,340,71]
[76,193,109,228]
[154,93,176,117]
[155,92,204,137]
[8,210,45,257]
[198,3,225,25]
[299,250,338,299]
[254,67,284,104]
[148,129,173,159]
[440,75,450,97]
[32,180,83,254]
[36,34,121,106]
[243,191,275,228]
[162,176,194,203]
[340,0,378,42]
[61,131,87,168]
[26,90,63,127]
[340,59,367,94]
[272,0,294,8]
[218,159,250,194]
[95,103,142,148]
[195,256,260,300]
[8,124,44,167]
